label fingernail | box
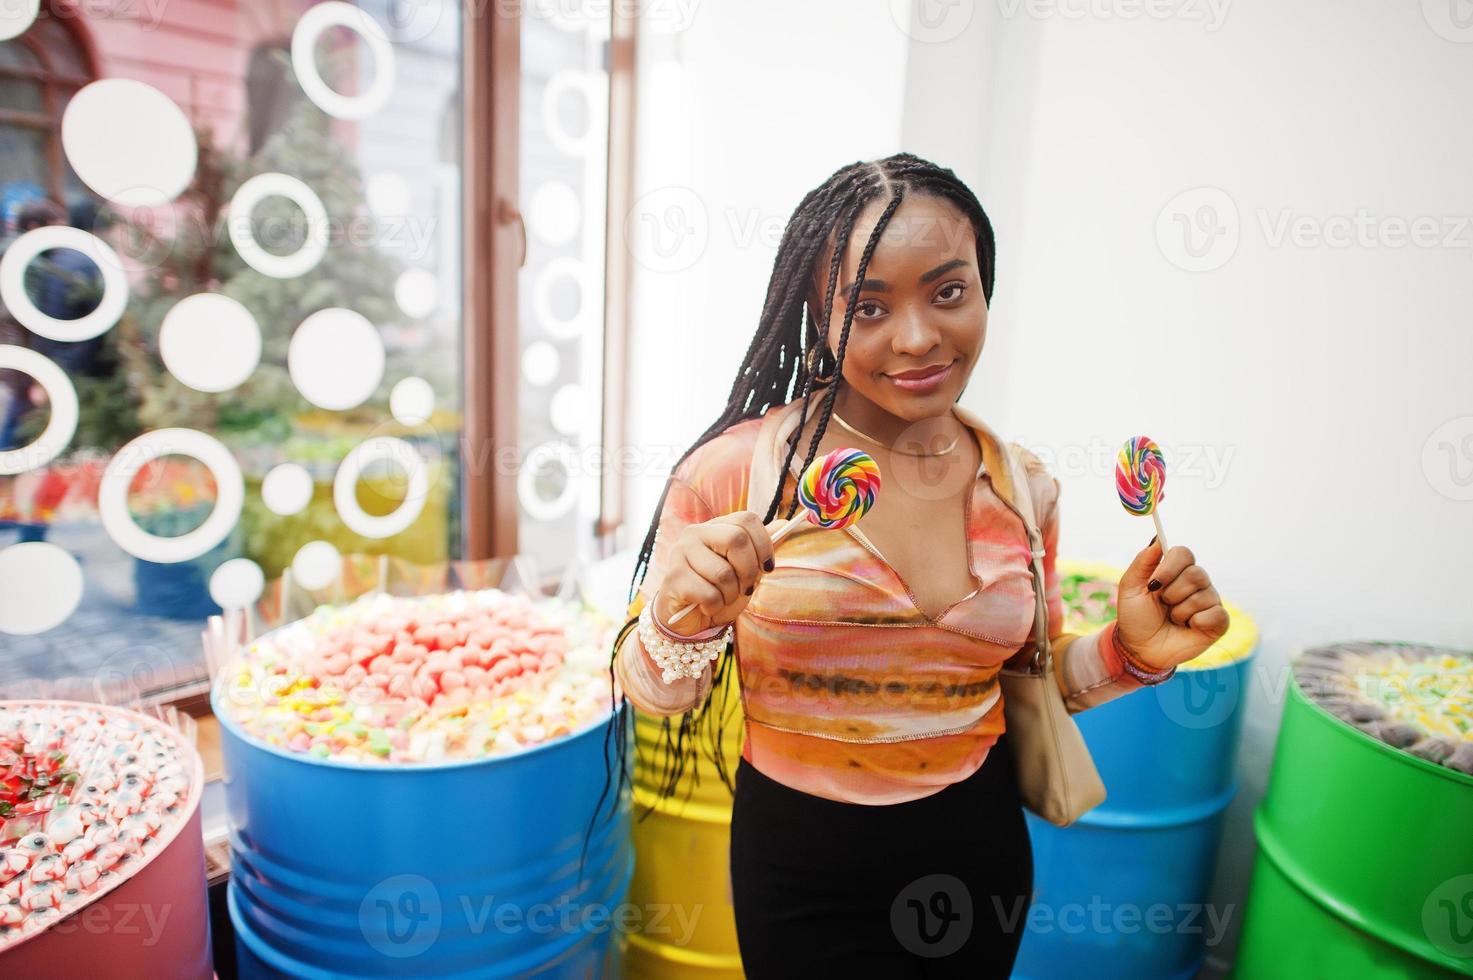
[1148,579,1162,592]
[745,585,754,596]
[763,559,774,572]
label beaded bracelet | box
[648,592,727,644]
[1110,623,1177,685]
[636,600,730,684]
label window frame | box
[0,4,98,204]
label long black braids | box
[579,152,998,883]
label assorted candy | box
[1061,570,1119,630]
[1057,562,1253,671]
[1296,642,1473,776]
[217,589,618,764]
[0,702,195,951]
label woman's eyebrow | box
[841,258,970,296]
[919,258,970,283]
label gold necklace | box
[831,410,964,457]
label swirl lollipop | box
[1116,435,1167,551]
[666,447,881,626]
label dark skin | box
[651,194,1228,671]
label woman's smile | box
[883,357,957,395]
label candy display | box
[1061,568,1119,630]
[216,588,618,764]
[668,446,881,626]
[1056,560,1254,671]
[213,587,632,978]
[0,701,198,954]
[1294,641,1473,776]
[1115,435,1168,550]
[1236,646,1472,978]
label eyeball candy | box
[0,702,194,951]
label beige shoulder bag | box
[997,441,1107,828]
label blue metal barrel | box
[1014,591,1257,980]
[215,694,632,979]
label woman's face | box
[807,194,987,434]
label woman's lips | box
[885,360,955,394]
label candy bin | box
[0,701,211,979]
[1233,642,1473,979]
[213,585,632,979]
[1014,561,1259,980]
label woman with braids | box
[597,152,1229,976]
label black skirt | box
[728,732,1034,979]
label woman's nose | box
[892,306,940,355]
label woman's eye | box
[855,301,885,319]
[936,282,966,303]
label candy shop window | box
[0,2,617,704]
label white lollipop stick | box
[1152,509,1168,554]
[664,511,810,628]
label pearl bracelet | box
[636,600,731,684]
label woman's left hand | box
[1115,539,1230,671]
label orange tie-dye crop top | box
[614,396,1150,805]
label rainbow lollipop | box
[666,447,881,626]
[1116,435,1168,551]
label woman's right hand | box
[653,511,775,636]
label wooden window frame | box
[0,3,97,204]
[461,0,521,562]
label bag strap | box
[748,397,810,519]
[1002,442,1053,672]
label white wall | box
[900,0,1473,970]
[622,0,912,550]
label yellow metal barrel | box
[624,663,746,979]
